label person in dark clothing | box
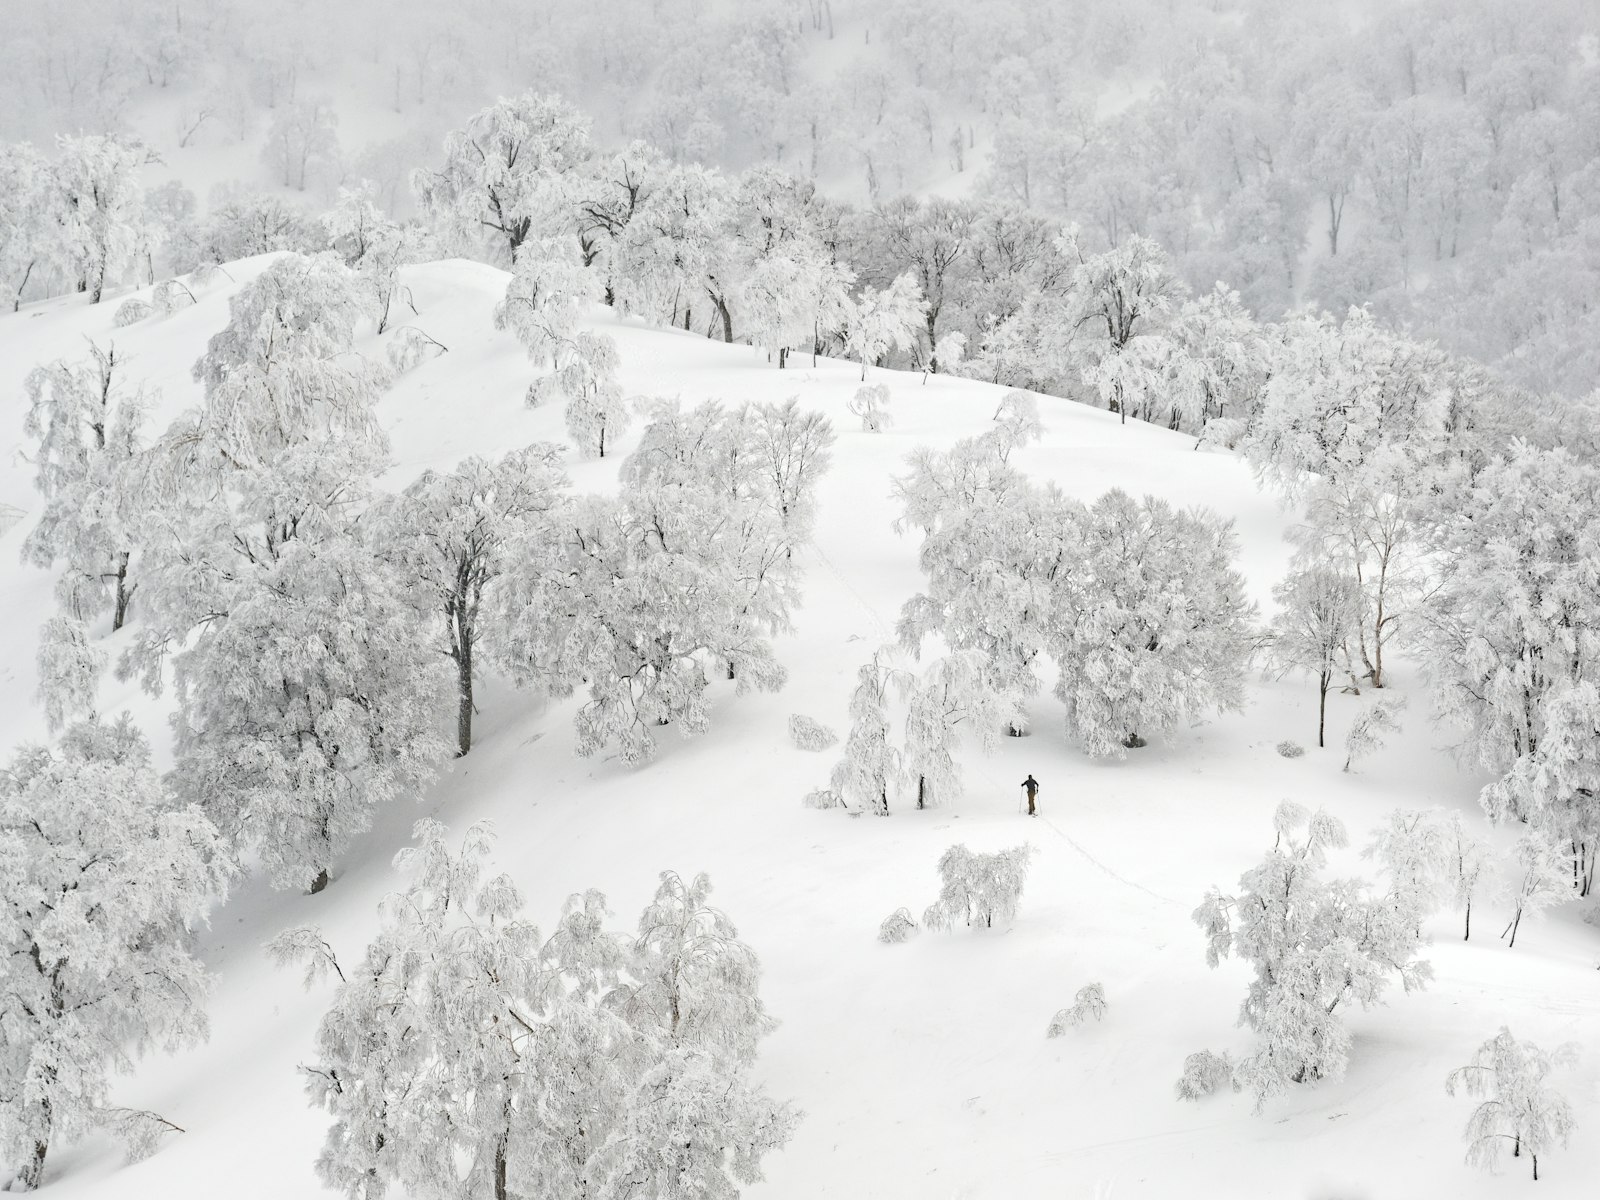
[1021,774,1040,816]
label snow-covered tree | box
[1442,812,1495,941]
[922,843,1036,931]
[1192,801,1431,1110]
[1268,565,1362,749]
[370,445,570,757]
[848,383,892,432]
[878,908,918,944]
[844,272,926,379]
[1047,982,1107,1035]
[51,134,149,304]
[0,720,231,1191]
[413,92,594,263]
[324,183,431,334]
[277,822,796,1200]
[262,100,339,192]
[1344,696,1407,772]
[1060,229,1186,425]
[1446,1028,1579,1182]
[1174,1050,1238,1101]
[829,654,898,815]
[132,442,452,894]
[0,143,51,311]
[897,650,1015,809]
[1051,490,1253,756]
[494,240,602,372]
[184,252,389,474]
[748,397,836,544]
[611,162,739,337]
[1501,832,1571,950]
[35,615,103,732]
[1420,445,1600,887]
[498,479,791,764]
[1364,807,1451,932]
[20,342,148,629]
[989,389,1044,459]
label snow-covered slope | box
[2,260,1597,1199]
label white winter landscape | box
[3,2,1600,1198]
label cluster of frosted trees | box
[273,823,795,1200]
[8,245,820,1188]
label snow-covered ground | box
[2,260,1597,1198]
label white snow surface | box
[2,257,1598,1199]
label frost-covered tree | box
[262,100,339,192]
[1344,696,1407,773]
[844,272,926,379]
[370,445,570,757]
[0,720,230,1191]
[1060,229,1186,425]
[35,615,103,732]
[1268,565,1362,749]
[829,654,898,815]
[611,162,739,337]
[1418,445,1600,868]
[897,651,1015,809]
[848,382,892,432]
[1442,811,1495,941]
[132,442,451,894]
[324,183,431,334]
[1364,807,1450,933]
[52,134,149,304]
[0,143,51,310]
[276,822,796,1200]
[1192,801,1431,1110]
[413,92,593,263]
[748,397,836,544]
[922,843,1035,931]
[493,240,601,373]
[1501,833,1571,950]
[878,908,918,944]
[20,343,148,629]
[532,331,630,459]
[989,389,1044,458]
[184,252,389,473]
[498,479,791,764]
[1446,1028,1578,1182]
[1051,490,1253,756]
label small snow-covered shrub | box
[788,713,838,751]
[1047,982,1106,1036]
[152,278,197,314]
[1175,1050,1238,1100]
[802,787,842,810]
[1276,740,1304,759]
[113,298,152,326]
[387,325,448,374]
[922,843,1035,932]
[878,907,917,944]
[1344,696,1406,772]
[848,383,892,432]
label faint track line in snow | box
[809,545,897,643]
[1031,811,1183,907]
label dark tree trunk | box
[309,867,330,895]
[1318,669,1329,748]
[715,295,734,343]
[1463,897,1471,941]
[112,554,133,631]
[19,1101,49,1190]
[456,637,474,757]
[917,775,926,809]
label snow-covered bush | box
[0,720,231,1191]
[1276,740,1304,759]
[386,324,449,373]
[151,278,198,314]
[113,297,152,326]
[922,843,1036,932]
[1175,1051,1238,1101]
[1344,695,1406,772]
[1502,832,1572,949]
[1047,983,1106,1035]
[1191,800,1431,1110]
[802,787,843,810]
[276,823,797,1200]
[878,908,918,944]
[848,382,892,432]
[1446,1028,1578,1182]
[789,713,838,751]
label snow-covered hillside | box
[2,261,1597,1199]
